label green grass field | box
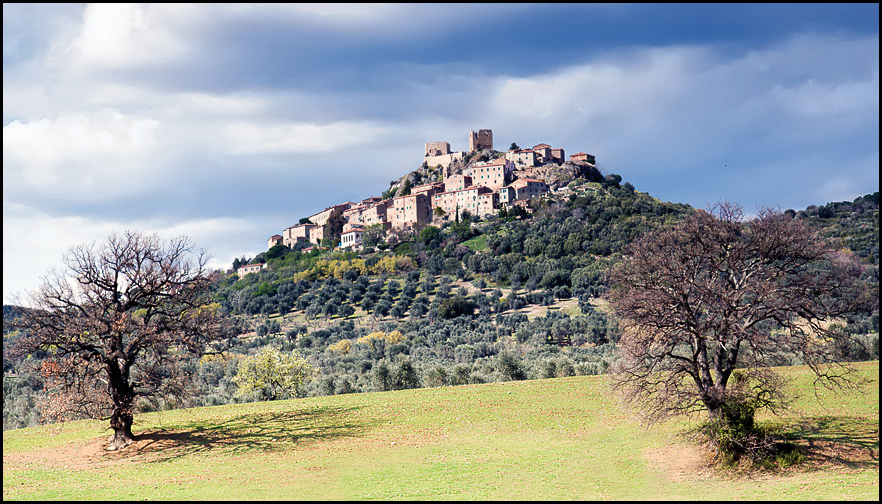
[3,362,877,500]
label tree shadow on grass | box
[129,405,377,463]
[780,415,878,471]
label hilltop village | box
[252,130,597,276]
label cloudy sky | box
[3,3,879,302]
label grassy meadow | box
[3,361,878,500]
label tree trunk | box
[106,360,135,451]
[108,403,135,450]
[706,404,722,422]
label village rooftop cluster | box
[249,130,596,277]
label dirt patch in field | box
[644,442,714,483]
[646,416,879,484]
[797,436,879,473]
[4,435,130,472]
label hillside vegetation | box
[4,183,878,430]
[3,362,877,500]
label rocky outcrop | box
[513,161,603,190]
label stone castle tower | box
[468,129,493,152]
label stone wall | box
[424,151,465,170]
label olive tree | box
[9,231,240,450]
[232,347,313,401]
[607,203,874,426]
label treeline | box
[796,191,879,264]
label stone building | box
[505,148,538,168]
[463,158,515,191]
[282,223,315,248]
[364,200,390,227]
[411,182,444,198]
[237,262,265,278]
[267,234,283,249]
[468,129,493,151]
[307,203,351,228]
[390,193,433,228]
[476,191,499,218]
[309,225,325,246]
[432,185,495,218]
[425,141,451,157]
[569,152,596,164]
[340,223,365,249]
[510,178,548,201]
[443,174,472,193]
[532,143,552,164]
[424,140,465,170]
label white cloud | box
[3,202,254,303]
[3,110,163,191]
[177,93,268,116]
[69,4,193,68]
[222,121,388,154]
[493,47,697,123]
[765,75,880,120]
[488,34,877,172]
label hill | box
[4,186,878,430]
[3,362,877,500]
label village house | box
[410,182,444,198]
[309,225,325,246]
[343,204,367,224]
[443,174,473,193]
[497,185,515,207]
[340,223,365,249]
[267,234,283,249]
[237,262,266,278]
[476,191,499,217]
[432,185,496,218]
[390,193,433,228]
[307,202,351,227]
[532,143,552,163]
[363,200,391,227]
[431,189,458,218]
[282,223,315,248]
[462,158,515,191]
[509,178,548,202]
[569,152,596,164]
[505,148,538,168]
[456,186,495,217]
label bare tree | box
[9,231,240,450]
[607,203,875,425]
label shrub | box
[327,339,352,355]
[425,365,449,387]
[232,348,313,401]
[438,297,476,319]
[497,352,527,381]
[694,372,797,468]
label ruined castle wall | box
[424,151,464,170]
[425,141,451,157]
[468,129,493,152]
